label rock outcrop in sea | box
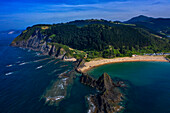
[80,73,124,113]
[42,70,76,106]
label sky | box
[0,0,170,30]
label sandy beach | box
[78,56,169,73]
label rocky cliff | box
[11,29,76,60]
[80,73,124,113]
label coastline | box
[78,56,169,73]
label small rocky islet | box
[80,72,125,113]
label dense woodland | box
[127,15,170,36]
[14,19,170,59]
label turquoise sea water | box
[87,62,170,113]
[0,33,170,113]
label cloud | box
[0,0,170,30]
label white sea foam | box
[46,98,50,102]
[36,66,43,69]
[19,62,28,65]
[5,72,13,76]
[6,64,13,67]
[58,84,64,89]
[54,96,64,100]
[46,96,65,102]
[88,109,92,113]
[87,97,96,113]
[8,31,14,34]
[62,78,68,81]
[35,52,41,56]
[62,78,68,85]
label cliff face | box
[11,30,74,60]
[80,73,124,113]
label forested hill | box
[126,15,170,36]
[12,19,170,59]
[66,19,123,27]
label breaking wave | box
[45,96,65,102]
[36,65,43,69]
[6,64,13,67]
[19,62,28,65]
[5,72,14,76]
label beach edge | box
[77,56,169,73]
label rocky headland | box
[80,73,125,113]
[11,29,76,61]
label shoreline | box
[78,56,169,73]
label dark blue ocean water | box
[0,34,95,113]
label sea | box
[0,33,95,113]
[0,33,170,113]
[87,62,170,113]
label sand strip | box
[78,56,169,73]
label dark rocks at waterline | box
[80,73,124,113]
[76,59,86,68]
[80,73,97,87]
[74,59,86,74]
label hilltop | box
[126,15,170,37]
[11,18,170,61]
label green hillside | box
[126,15,170,37]
[13,19,170,59]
